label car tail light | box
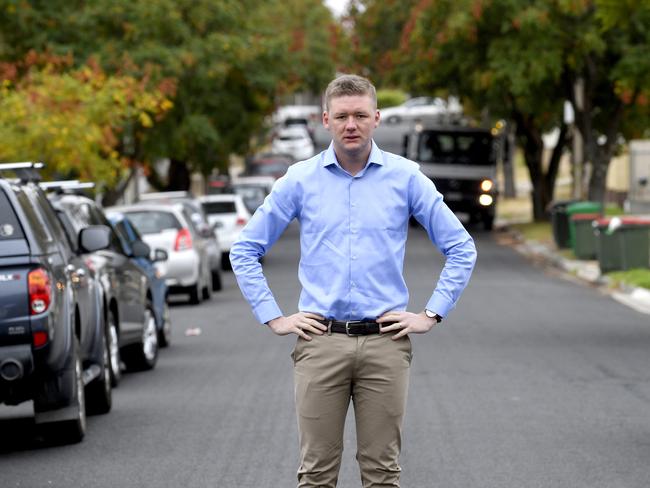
[236,217,247,226]
[33,331,48,348]
[174,228,193,251]
[28,268,51,315]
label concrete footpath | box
[499,226,650,316]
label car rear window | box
[126,211,182,234]
[202,201,237,214]
[0,191,25,240]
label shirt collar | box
[322,140,385,170]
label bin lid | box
[566,201,603,215]
[570,213,601,222]
[548,199,580,212]
[594,216,650,234]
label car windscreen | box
[125,211,182,234]
[418,131,494,165]
[202,201,237,215]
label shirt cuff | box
[426,296,454,319]
[254,300,283,326]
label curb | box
[499,226,650,316]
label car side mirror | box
[152,248,168,262]
[131,239,151,259]
[79,225,111,253]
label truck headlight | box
[480,179,494,192]
[479,194,493,206]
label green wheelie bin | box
[595,217,650,272]
[548,199,579,249]
[571,213,600,260]
[566,201,603,249]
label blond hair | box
[324,74,377,111]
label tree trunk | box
[101,167,137,207]
[514,113,550,221]
[166,158,191,191]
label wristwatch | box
[424,309,442,324]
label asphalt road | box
[1,224,650,488]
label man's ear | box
[322,111,330,129]
[374,109,380,127]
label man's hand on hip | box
[267,312,326,341]
[377,311,438,340]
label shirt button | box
[351,203,356,207]
[352,255,357,260]
[351,282,356,287]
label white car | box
[107,203,213,304]
[231,176,276,214]
[272,126,315,161]
[380,96,458,124]
[198,194,252,270]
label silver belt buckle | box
[345,320,362,336]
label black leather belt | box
[317,319,388,336]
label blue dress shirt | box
[230,140,477,325]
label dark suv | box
[0,163,112,443]
[46,191,160,380]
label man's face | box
[323,94,380,158]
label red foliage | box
[289,29,305,53]
[400,0,433,52]
[471,0,483,20]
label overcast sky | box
[324,0,348,17]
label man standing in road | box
[230,74,477,488]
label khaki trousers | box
[291,332,412,488]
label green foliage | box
[377,89,407,109]
[0,0,339,188]
[0,62,171,185]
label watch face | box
[425,309,436,318]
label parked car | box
[0,163,112,443]
[198,193,252,270]
[47,191,160,379]
[380,96,451,124]
[108,203,213,304]
[231,176,276,214]
[243,152,294,179]
[272,125,315,161]
[138,192,223,290]
[106,211,172,347]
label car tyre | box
[211,269,223,291]
[202,272,212,301]
[221,252,232,271]
[107,310,122,387]
[157,302,172,348]
[188,282,201,304]
[123,303,159,371]
[85,326,112,415]
[36,338,87,444]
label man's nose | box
[345,116,357,129]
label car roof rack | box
[0,162,44,182]
[39,180,95,195]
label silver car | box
[108,203,213,304]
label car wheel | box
[211,269,223,291]
[85,326,113,415]
[157,302,172,348]
[188,282,201,304]
[123,303,159,371]
[221,252,232,271]
[202,272,212,301]
[483,215,494,231]
[37,338,87,444]
[107,310,122,387]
